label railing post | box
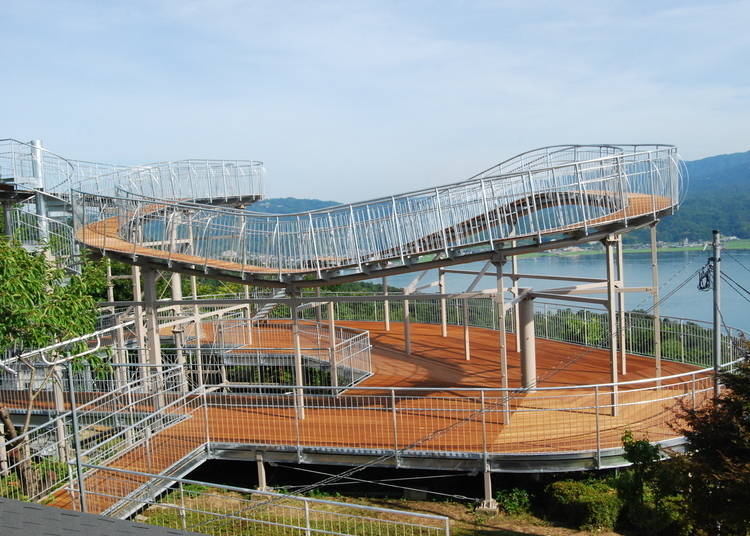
[391,389,399,465]
[383,276,391,331]
[594,385,601,468]
[480,390,488,462]
[651,224,662,385]
[304,500,312,536]
[439,269,448,337]
[178,481,187,531]
[691,372,697,409]
[66,362,87,513]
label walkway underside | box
[48,324,706,513]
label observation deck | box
[69,144,681,286]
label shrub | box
[495,487,531,515]
[545,479,622,531]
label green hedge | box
[545,479,622,531]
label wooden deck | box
[75,193,674,280]
[46,323,708,513]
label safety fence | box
[77,465,450,536]
[316,296,746,368]
[6,208,79,272]
[202,367,717,458]
[72,145,681,278]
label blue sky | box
[3,1,748,201]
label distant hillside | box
[628,149,750,243]
[247,149,750,242]
[247,197,340,214]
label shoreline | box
[523,239,750,258]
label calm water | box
[382,250,750,332]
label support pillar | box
[244,285,253,345]
[494,260,511,423]
[328,301,338,389]
[383,277,390,331]
[142,266,165,407]
[650,224,662,383]
[477,471,498,511]
[463,298,470,360]
[52,366,68,462]
[403,298,411,356]
[605,238,619,416]
[439,269,448,337]
[511,241,520,352]
[256,452,268,491]
[132,266,147,382]
[291,292,306,419]
[190,275,204,386]
[519,295,537,390]
[616,236,627,375]
[106,260,129,388]
[2,201,13,237]
[142,267,163,370]
[30,139,49,242]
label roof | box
[0,497,204,536]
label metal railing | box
[326,296,745,368]
[203,367,719,459]
[6,208,79,272]
[72,145,681,279]
[0,138,264,203]
[77,465,450,536]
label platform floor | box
[48,323,708,513]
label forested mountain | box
[249,149,750,243]
[644,149,750,242]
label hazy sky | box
[3,1,748,201]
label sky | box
[3,0,749,202]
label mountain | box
[248,149,750,242]
[635,149,750,242]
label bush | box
[495,488,531,515]
[545,479,622,531]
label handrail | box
[72,144,682,280]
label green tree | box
[0,237,106,497]
[675,356,750,535]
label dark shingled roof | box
[0,497,205,536]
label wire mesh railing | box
[77,465,450,536]
[72,145,681,279]
[6,208,79,272]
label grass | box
[139,487,626,536]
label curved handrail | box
[72,144,681,281]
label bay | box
[382,250,750,332]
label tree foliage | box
[0,238,106,353]
[675,357,750,535]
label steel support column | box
[404,298,412,356]
[439,269,448,337]
[494,260,511,423]
[616,236,627,375]
[519,295,537,390]
[463,298,471,360]
[605,238,619,415]
[383,276,390,331]
[650,224,662,383]
[291,292,306,419]
[328,301,338,389]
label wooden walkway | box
[75,193,674,280]
[47,323,706,514]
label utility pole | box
[712,230,721,399]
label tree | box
[0,237,106,498]
[675,356,750,535]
